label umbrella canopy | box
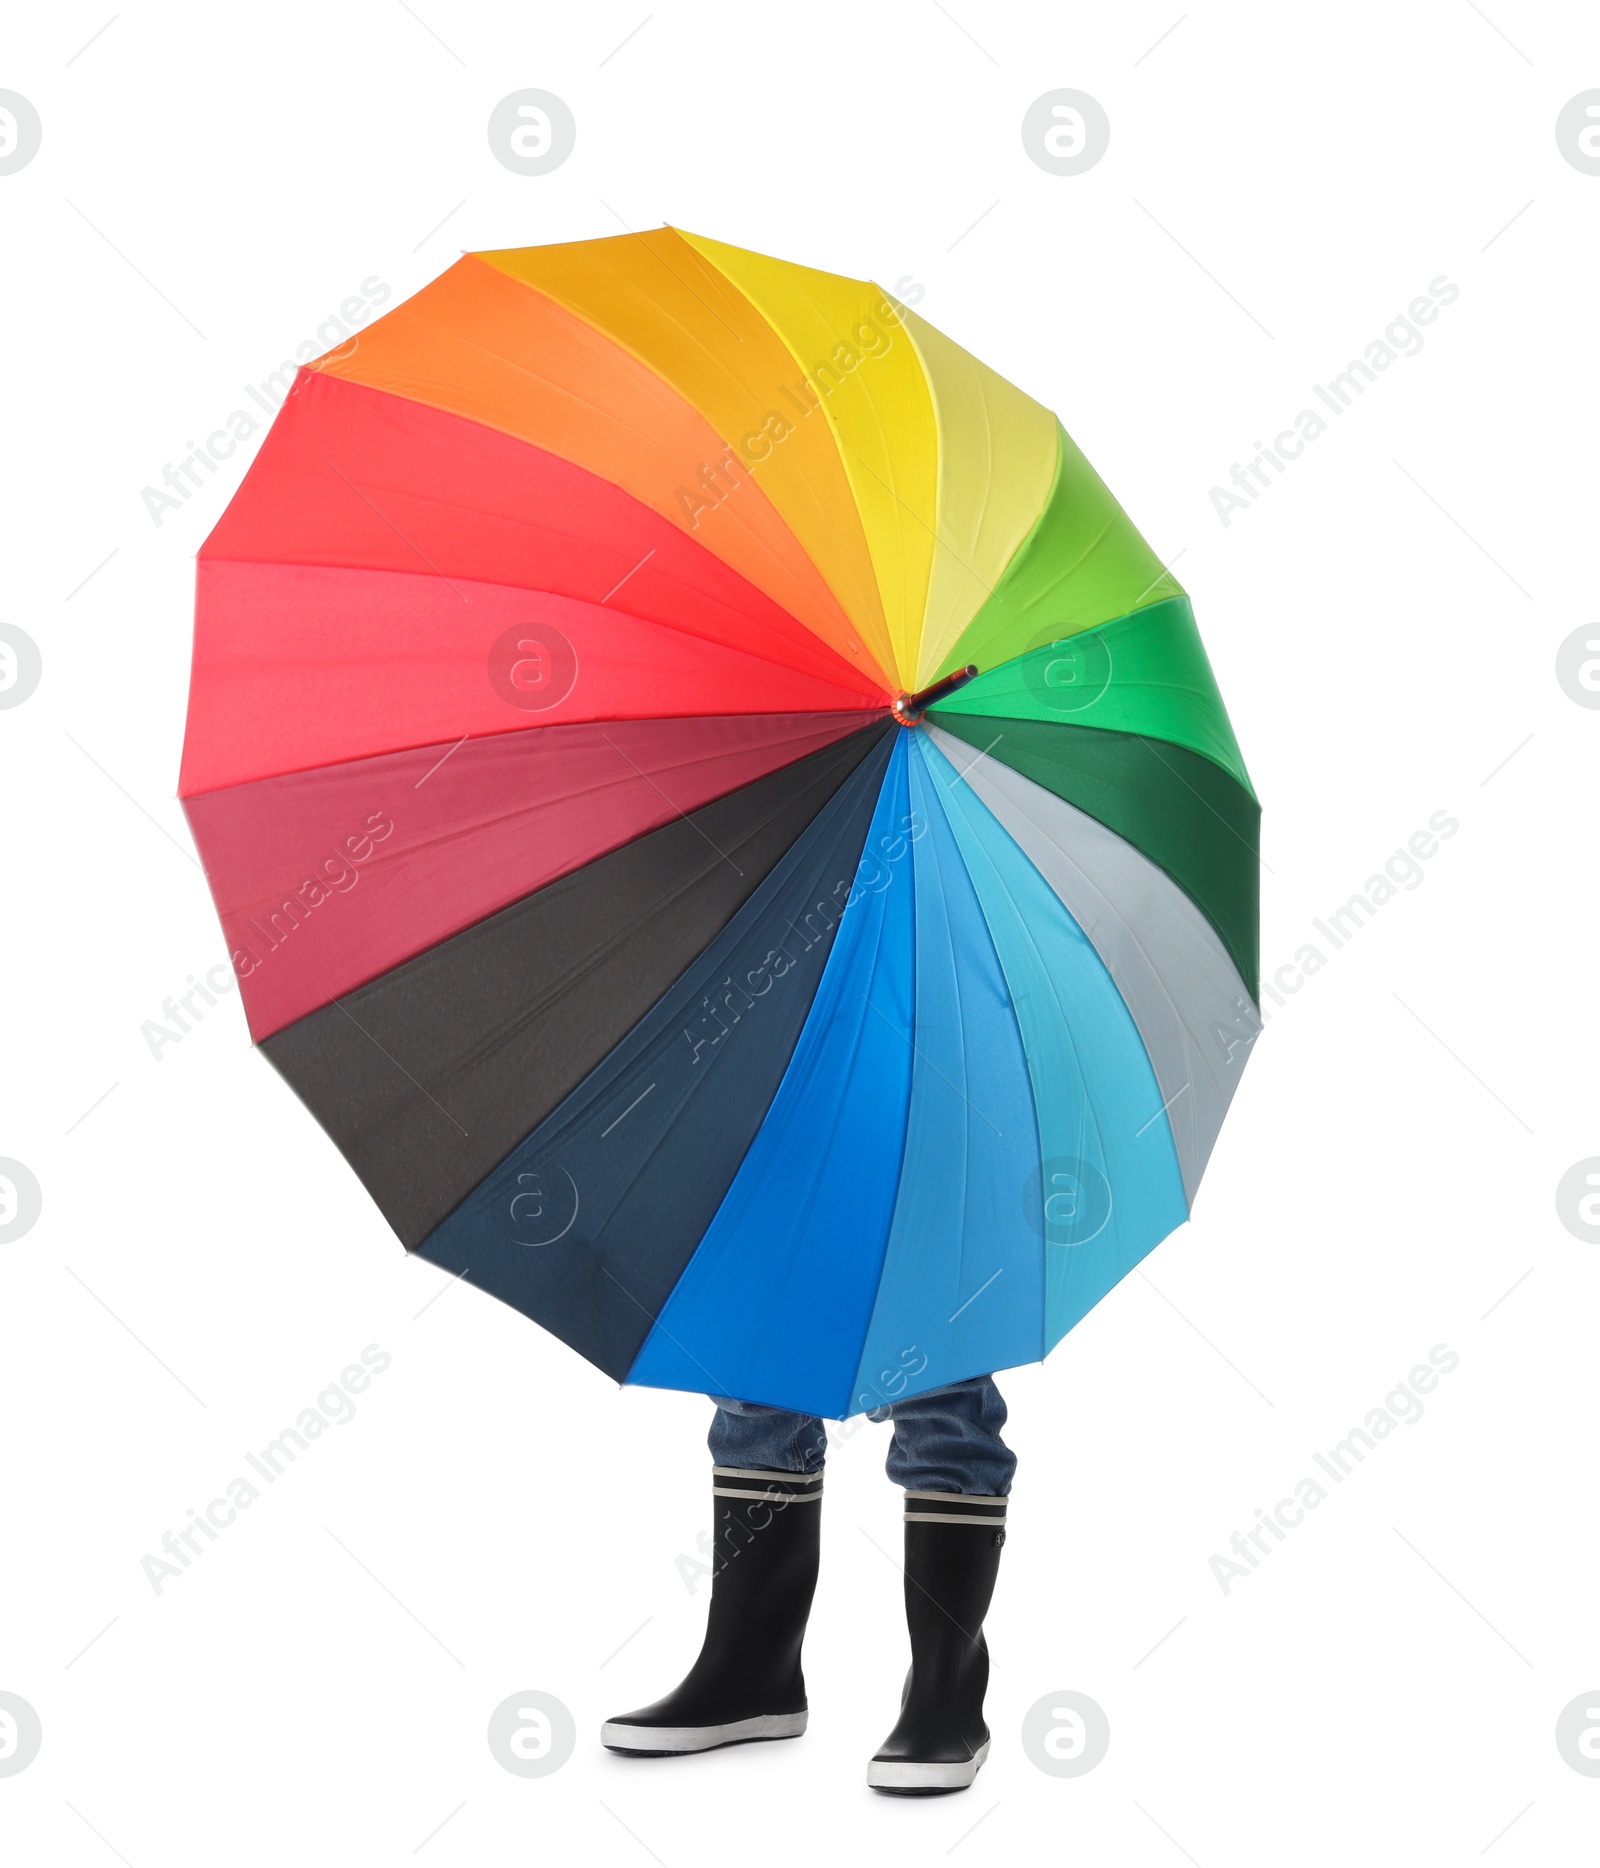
[180,229,1260,1419]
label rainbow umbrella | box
[180,230,1260,1418]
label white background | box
[2,2,1596,1862]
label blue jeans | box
[708,1376,1016,1496]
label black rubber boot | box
[602,1465,822,1755]
[868,1490,1007,1793]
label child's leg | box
[877,1375,1016,1496]
[866,1375,1012,1794]
[708,1396,829,1475]
[601,1396,826,1756]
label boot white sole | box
[602,1710,808,1754]
[867,1738,990,1792]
